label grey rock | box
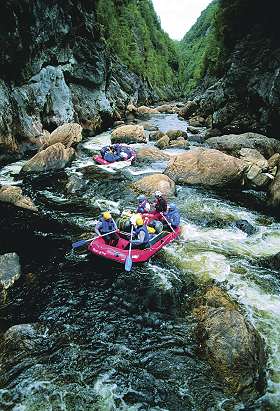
[0,252,21,290]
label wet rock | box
[142,123,159,132]
[156,104,179,114]
[169,139,189,149]
[187,134,205,144]
[0,186,37,211]
[258,252,280,271]
[149,131,165,141]
[66,173,87,194]
[132,174,175,196]
[21,143,75,174]
[268,168,280,206]
[111,125,146,144]
[155,135,170,149]
[41,123,83,149]
[193,286,267,402]
[137,106,159,115]
[206,132,280,159]
[240,149,271,188]
[1,323,47,354]
[166,130,188,140]
[234,219,256,235]
[187,126,200,135]
[113,120,125,128]
[178,100,198,119]
[135,146,170,162]
[188,115,206,127]
[205,128,223,138]
[268,153,280,169]
[0,252,21,291]
[164,148,244,187]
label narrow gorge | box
[0,1,280,410]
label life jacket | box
[99,217,116,233]
[120,146,133,159]
[165,208,180,227]
[104,151,119,163]
[100,146,110,157]
[135,224,150,245]
[137,199,149,213]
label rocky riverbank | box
[2,105,280,409]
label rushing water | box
[0,114,280,410]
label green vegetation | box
[96,0,179,92]
[178,0,221,94]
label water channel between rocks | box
[0,114,279,411]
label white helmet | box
[154,191,162,197]
[120,152,128,159]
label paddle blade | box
[72,239,91,249]
[124,256,133,272]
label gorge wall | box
[0,0,179,165]
[180,0,280,138]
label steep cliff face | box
[181,0,280,138]
[0,0,178,164]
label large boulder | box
[166,130,188,140]
[188,115,206,127]
[132,174,175,196]
[21,143,74,173]
[137,106,159,115]
[156,104,179,114]
[0,186,37,211]
[149,131,165,141]
[0,252,21,290]
[155,135,170,149]
[206,132,280,158]
[164,148,244,187]
[193,286,267,402]
[111,125,146,144]
[178,100,198,119]
[41,123,82,149]
[135,146,170,162]
[240,148,272,188]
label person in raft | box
[164,203,180,229]
[153,191,168,213]
[136,194,151,213]
[129,215,150,249]
[100,144,134,163]
[95,211,118,246]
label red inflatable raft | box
[88,213,181,265]
[94,154,136,166]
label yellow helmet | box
[147,226,156,234]
[135,216,144,226]
[103,211,112,220]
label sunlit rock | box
[21,143,74,173]
[206,132,280,158]
[164,148,244,187]
[41,123,83,149]
[0,186,37,211]
[111,125,146,144]
[135,146,170,162]
[132,174,175,196]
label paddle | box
[160,212,175,233]
[125,224,134,272]
[72,230,118,249]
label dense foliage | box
[178,0,280,95]
[178,0,220,94]
[96,0,180,92]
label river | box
[0,114,279,410]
